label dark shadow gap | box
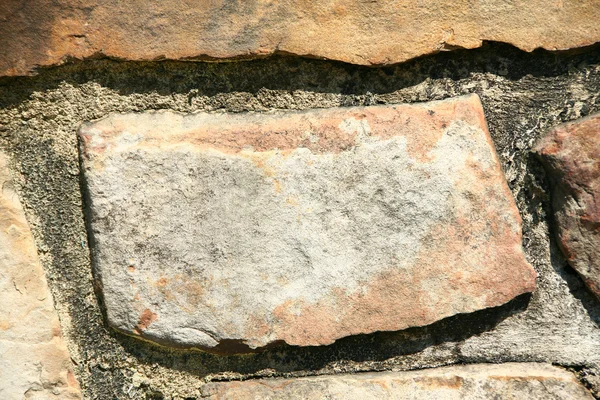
[1,42,600,109]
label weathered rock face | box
[200,363,594,399]
[2,0,600,76]
[535,113,600,298]
[0,153,81,399]
[80,94,536,353]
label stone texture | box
[2,0,600,76]
[0,153,81,399]
[534,113,600,298]
[80,94,536,353]
[200,363,594,399]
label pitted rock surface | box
[535,113,600,298]
[200,363,594,399]
[80,94,536,352]
[2,0,600,76]
[0,153,82,399]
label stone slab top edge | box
[2,0,600,76]
[78,93,488,149]
[533,111,600,157]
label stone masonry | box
[1,2,600,399]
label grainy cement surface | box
[79,95,535,352]
[0,44,600,398]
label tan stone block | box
[80,94,535,353]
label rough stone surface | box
[80,94,535,353]
[201,363,594,399]
[534,114,600,298]
[2,0,600,76]
[0,153,81,399]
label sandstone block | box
[2,0,600,76]
[200,363,594,399]
[80,94,536,353]
[0,153,81,399]
[535,113,600,298]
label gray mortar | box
[0,43,599,399]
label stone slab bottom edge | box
[200,363,594,399]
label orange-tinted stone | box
[535,113,600,298]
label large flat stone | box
[534,113,600,298]
[2,0,600,76]
[80,94,536,353]
[0,153,81,399]
[200,363,594,399]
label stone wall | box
[1,7,600,398]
